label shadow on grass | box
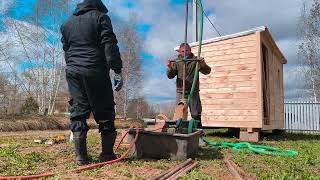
[197,147,224,160]
[205,128,239,139]
[205,128,320,142]
[262,132,320,141]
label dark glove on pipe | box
[114,73,123,91]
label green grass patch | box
[0,148,48,176]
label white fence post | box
[284,101,320,132]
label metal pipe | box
[182,0,189,102]
[193,0,198,42]
[150,159,192,180]
[184,0,189,49]
[224,158,244,180]
[168,162,199,180]
[157,158,193,180]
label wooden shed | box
[181,26,287,140]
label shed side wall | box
[193,34,261,128]
[260,31,285,130]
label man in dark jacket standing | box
[61,0,122,165]
[166,43,211,128]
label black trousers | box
[176,91,202,124]
[66,70,116,134]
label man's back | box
[61,0,122,75]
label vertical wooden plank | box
[303,102,307,131]
[299,102,302,131]
[312,102,315,131]
[256,32,263,129]
[306,103,310,129]
[299,102,302,130]
[315,102,318,131]
[306,102,309,131]
[305,102,308,131]
[286,102,289,130]
[308,102,314,130]
[284,102,287,130]
[295,102,301,129]
[310,102,313,131]
[280,64,285,128]
[288,102,292,131]
[302,102,304,131]
[288,102,291,130]
[297,102,300,130]
[316,103,318,131]
[309,102,312,131]
[317,103,320,131]
[292,102,295,131]
[295,101,298,130]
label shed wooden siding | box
[192,34,261,128]
[260,31,285,130]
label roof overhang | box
[174,26,287,64]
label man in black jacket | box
[166,43,211,128]
[61,0,122,165]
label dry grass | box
[0,115,69,132]
[0,115,144,132]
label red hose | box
[0,173,55,180]
[0,126,140,180]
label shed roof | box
[174,26,287,64]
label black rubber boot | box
[73,131,89,166]
[99,132,117,162]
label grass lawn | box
[0,128,319,179]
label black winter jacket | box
[61,0,122,75]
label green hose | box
[185,0,297,157]
[202,139,298,156]
[188,0,203,104]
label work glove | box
[166,59,172,69]
[199,57,206,68]
[114,73,123,92]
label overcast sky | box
[106,0,310,102]
[0,0,311,102]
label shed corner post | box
[255,32,264,129]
